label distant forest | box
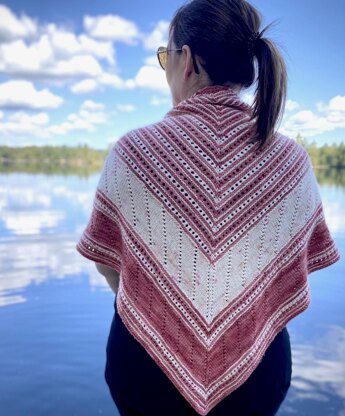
[296,133,345,169]
[0,145,107,176]
[0,139,344,184]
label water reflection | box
[0,173,110,307]
[293,328,345,400]
[0,169,344,415]
[279,325,345,416]
[315,167,345,189]
[0,170,344,306]
[0,234,108,304]
[2,210,65,235]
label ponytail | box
[251,23,287,149]
[169,0,288,150]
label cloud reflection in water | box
[0,172,344,415]
[280,325,345,415]
[0,233,109,306]
[0,173,108,307]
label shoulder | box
[275,132,310,159]
[273,134,318,189]
[109,118,177,154]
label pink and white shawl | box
[77,85,340,415]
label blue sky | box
[0,0,344,148]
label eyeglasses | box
[156,46,200,74]
[156,46,182,70]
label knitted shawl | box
[77,85,340,415]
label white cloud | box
[78,110,107,124]
[144,55,160,67]
[281,110,333,137]
[48,101,108,136]
[143,20,169,51]
[81,100,105,111]
[0,37,104,78]
[116,104,136,113]
[70,66,169,95]
[241,95,300,113]
[0,99,108,139]
[133,65,169,93]
[46,24,115,64]
[0,20,114,80]
[0,4,37,42]
[77,34,115,64]
[70,73,135,94]
[99,72,135,89]
[0,111,50,136]
[0,80,63,110]
[50,117,93,135]
[84,14,140,44]
[316,101,328,113]
[317,95,345,128]
[53,54,102,78]
[150,96,171,106]
[8,112,49,125]
[280,95,345,138]
[291,110,320,123]
[328,95,345,112]
[0,5,170,97]
[285,99,300,111]
[70,79,99,94]
[0,37,52,72]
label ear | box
[181,44,194,80]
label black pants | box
[105,299,292,416]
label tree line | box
[296,134,345,169]
[0,140,344,184]
[0,145,107,176]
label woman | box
[77,0,340,415]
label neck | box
[184,79,213,101]
[178,77,242,105]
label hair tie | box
[247,31,261,55]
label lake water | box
[0,171,344,416]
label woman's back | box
[77,0,340,414]
[78,85,339,415]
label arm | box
[95,262,120,295]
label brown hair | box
[170,0,287,149]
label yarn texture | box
[77,85,340,415]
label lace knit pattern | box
[77,86,340,415]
